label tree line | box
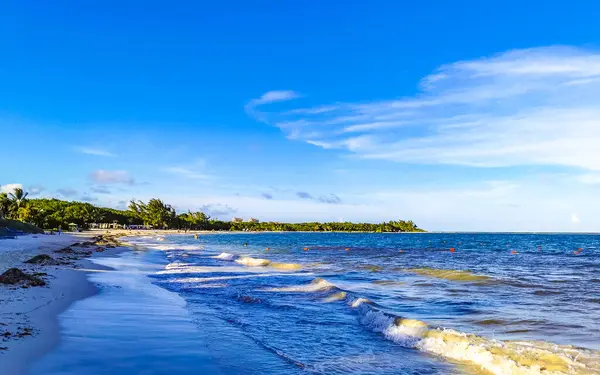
[0,187,423,232]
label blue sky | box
[3,1,600,231]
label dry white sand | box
[0,232,125,374]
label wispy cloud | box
[575,173,600,185]
[249,46,600,170]
[197,204,237,218]
[75,146,115,157]
[90,170,135,185]
[57,188,78,197]
[81,194,98,202]
[318,194,342,204]
[247,90,300,108]
[296,191,312,199]
[296,191,342,204]
[162,167,210,180]
[90,185,111,194]
[28,185,45,196]
[245,90,301,121]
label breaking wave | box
[261,275,600,374]
[214,254,303,271]
[263,278,337,293]
[213,252,238,261]
[235,257,271,267]
[349,297,600,375]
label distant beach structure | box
[89,221,122,230]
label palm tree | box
[0,192,9,218]
[8,187,29,210]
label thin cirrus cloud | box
[197,204,237,218]
[90,185,111,194]
[296,191,342,204]
[296,191,312,200]
[28,185,45,196]
[248,46,600,171]
[56,188,78,197]
[80,194,98,202]
[89,170,135,185]
[75,146,115,157]
[162,167,211,180]
[245,90,300,121]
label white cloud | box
[94,173,600,232]
[162,167,210,180]
[90,170,134,185]
[75,146,115,157]
[248,90,300,107]
[250,46,600,170]
[576,173,600,185]
[245,90,301,120]
[1,183,23,194]
[571,213,580,224]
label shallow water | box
[34,233,600,374]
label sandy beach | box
[0,230,169,375]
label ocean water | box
[34,233,600,374]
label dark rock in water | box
[237,295,261,304]
[24,254,59,265]
[0,268,47,286]
[55,247,74,254]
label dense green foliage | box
[228,220,422,232]
[0,187,424,232]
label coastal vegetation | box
[0,187,423,232]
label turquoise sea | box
[33,233,600,374]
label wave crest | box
[213,252,238,261]
[263,278,336,293]
[349,299,600,375]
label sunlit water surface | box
[33,233,600,374]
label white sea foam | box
[350,298,372,308]
[167,273,300,283]
[212,252,238,261]
[149,244,204,251]
[235,257,271,267]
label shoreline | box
[0,230,153,374]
